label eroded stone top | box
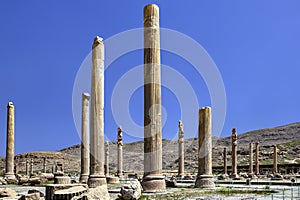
[82,93,90,99]
[92,36,103,49]
[8,102,14,108]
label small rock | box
[18,176,29,185]
[0,188,17,198]
[0,177,7,185]
[28,189,45,197]
[119,180,142,200]
[19,193,40,200]
[217,174,227,180]
[28,177,41,186]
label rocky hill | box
[1,122,300,175]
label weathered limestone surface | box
[195,107,215,188]
[80,93,90,183]
[273,144,278,173]
[223,147,227,175]
[255,142,260,175]
[178,120,184,177]
[71,185,109,200]
[249,143,253,175]
[117,126,123,177]
[119,180,142,200]
[88,36,107,188]
[230,128,239,179]
[5,102,16,180]
[0,188,17,198]
[105,141,109,177]
[54,176,71,184]
[46,184,88,200]
[142,4,165,193]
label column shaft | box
[88,36,107,187]
[142,4,165,192]
[80,93,90,183]
[231,128,238,178]
[178,120,184,177]
[105,141,109,177]
[223,148,227,175]
[195,107,215,188]
[5,102,16,180]
[273,145,278,173]
[255,142,259,175]
[43,157,46,173]
[249,143,253,174]
[117,127,123,177]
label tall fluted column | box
[249,143,253,175]
[195,107,215,188]
[88,36,107,187]
[255,142,259,175]
[105,141,109,177]
[230,128,238,179]
[117,127,123,177]
[273,145,278,174]
[5,102,16,180]
[142,4,165,192]
[80,93,90,183]
[223,147,227,175]
[178,120,184,177]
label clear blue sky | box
[0,1,299,156]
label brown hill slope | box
[1,122,299,174]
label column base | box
[4,173,16,180]
[247,173,257,179]
[106,176,120,184]
[88,175,107,188]
[195,175,215,188]
[80,174,89,183]
[230,173,240,179]
[5,173,17,184]
[177,173,184,179]
[142,175,166,193]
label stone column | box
[26,160,29,176]
[105,141,109,177]
[223,147,227,175]
[117,127,123,177]
[273,145,278,174]
[43,157,46,173]
[142,4,165,193]
[52,162,56,173]
[80,93,90,183]
[178,120,184,178]
[255,142,259,175]
[195,106,215,188]
[230,128,238,179]
[88,36,107,187]
[5,102,16,180]
[249,143,253,175]
[30,158,33,175]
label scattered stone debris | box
[119,180,142,200]
[71,185,109,200]
[0,188,17,198]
